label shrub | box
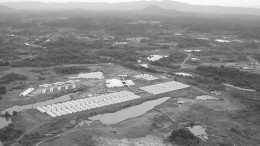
[0,61,9,66]
[0,124,23,143]
[0,86,7,94]
[54,66,90,75]
[0,73,27,84]
[169,128,201,146]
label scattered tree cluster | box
[177,38,209,48]
[168,128,201,146]
[11,38,108,67]
[96,49,142,62]
[195,66,260,91]
[151,52,187,69]
[0,124,23,145]
[54,66,90,75]
[0,73,28,84]
[0,61,9,66]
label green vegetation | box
[252,54,260,62]
[0,73,28,84]
[19,119,76,146]
[0,41,21,60]
[11,37,107,67]
[0,61,9,66]
[96,49,162,72]
[0,86,7,94]
[0,124,23,145]
[96,49,142,62]
[230,90,260,110]
[195,66,260,91]
[54,66,90,75]
[19,132,45,146]
[151,52,187,69]
[168,128,201,146]
[121,61,160,73]
[177,38,209,48]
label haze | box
[0,0,260,8]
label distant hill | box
[141,5,180,16]
[0,5,13,11]
[142,5,165,12]
[2,0,260,15]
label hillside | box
[2,0,260,15]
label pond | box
[1,94,71,115]
[89,97,171,125]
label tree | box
[12,111,18,116]
[0,86,7,94]
[169,128,201,146]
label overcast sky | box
[0,0,259,8]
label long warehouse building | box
[37,91,141,117]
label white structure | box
[36,91,141,118]
[19,88,35,97]
[125,80,135,86]
[147,54,168,61]
[196,95,218,100]
[66,80,81,84]
[140,64,148,68]
[69,72,104,79]
[41,88,47,94]
[134,74,159,81]
[57,86,62,91]
[53,82,65,86]
[39,84,52,88]
[49,87,54,92]
[72,84,76,89]
[106,79,124,88]
[175,72,193,77]
[191,58,200,61]
[184,50,201,53]
[140,81,189,95]
[114,42,128,45]
[215,39,231,43]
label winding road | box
[180,53,192,68]
[169,44,192,69]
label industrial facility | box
[35,80,190,118]
[19,88,35,97]
[134,74,159,81]
[140,81,190,95]
[37,91,141,117]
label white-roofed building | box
[53,82,65,86]
[175,72,193,77]
[19,88,35,97]
[69,72,104,79]
[134,74,159,81]
[140,81,189,95]
[125,80,135,86]
[39,84,52,88]
[106,79,124,88]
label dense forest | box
[11,38,107,67]
[0,73,28,84]
[151,52,187,69]
[195,66,260,91]
[0,124,23,145]
[54,66,90,75]
[2,10,260,38]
